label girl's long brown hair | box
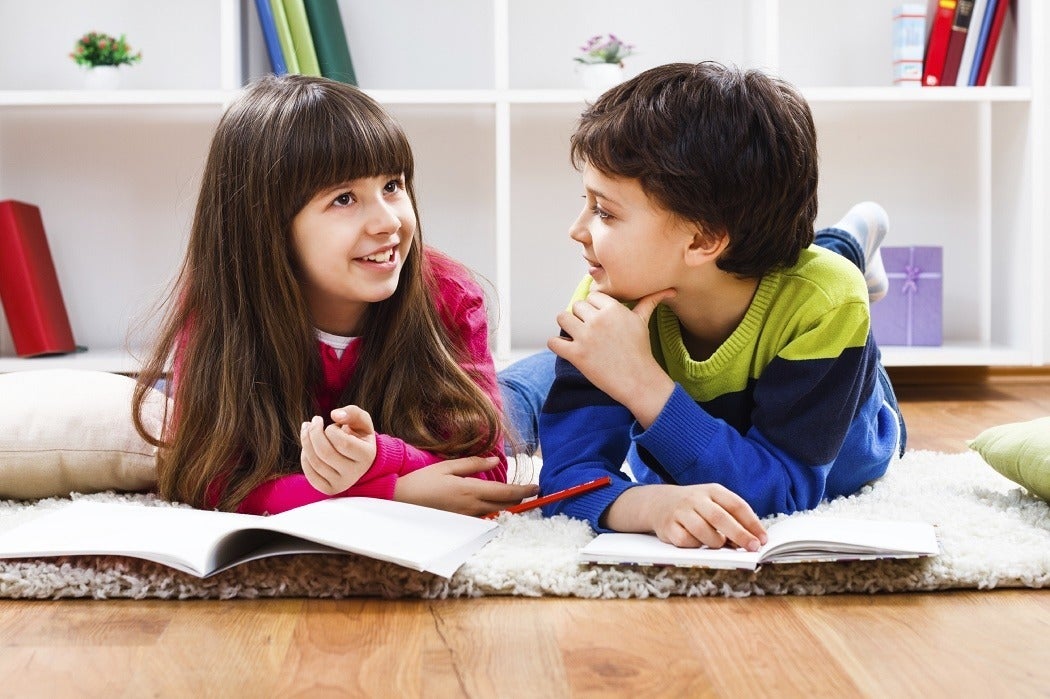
[132,75,503,511]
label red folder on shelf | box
[922,0,958,86]
[0,200,77,357]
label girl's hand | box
[548,289,677,427]
[300,405,378,495]
[605,483,767,551]
[393,456,539,516]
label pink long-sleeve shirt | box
[192,249,506,514]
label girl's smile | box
[355,243,400,267]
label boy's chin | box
[591,282,641,303]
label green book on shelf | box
[268,0,300,73]
[282,0,322,77]
[304,0,358,85]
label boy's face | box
[569,164,695,301]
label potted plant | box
[574,33,635,91]
[70,32,142,90]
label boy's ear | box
[683,226,729,267]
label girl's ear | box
[683,225,728,268]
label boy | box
[538,62,905,552]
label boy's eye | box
[333,192,354,207]
[591,205,612,221]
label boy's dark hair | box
[570,61,818,277]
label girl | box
[132,74,538,516]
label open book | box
[0,498,499,579]
[579,517,938,571]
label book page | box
[0,497,501,579]
[759,517,939,562]
[579,517,938,570]
[265,498,500,578]
[0,501,253,576]
[579,532,763,570]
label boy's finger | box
[712,489,768,545]
[632,288,676,322]
[659,520,703,549]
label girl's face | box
[291,174,416,335]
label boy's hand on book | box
[299,406,378,495]
[607,483,767,551]
[549,289,676,427]
[393,456,539,516]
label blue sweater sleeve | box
[537,356,641,531]
[630,384,832,517]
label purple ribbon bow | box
[901,264,921,295]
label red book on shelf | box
[940,0,976,85]
[0,200,77,357]
[974,0,1010,86]
[922,0,959,86]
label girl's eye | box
[591,205,611,221]
[384,178,404,194]
[333,192,353,207]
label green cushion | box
[969,416,1050,502]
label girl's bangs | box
[291,91,415,201]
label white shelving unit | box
[0,0,1046,373]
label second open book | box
[579,517,939,571]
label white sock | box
[834,201,889,303]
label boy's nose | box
[568,213,590,243]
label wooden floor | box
[2,371,1049,698]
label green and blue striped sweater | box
[538,245,901,531]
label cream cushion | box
[0,369,167,499]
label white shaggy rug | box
[0,449,1047,599]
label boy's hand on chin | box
[548,288,676,427]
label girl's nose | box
[363,201,401,236]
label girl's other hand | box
[393,456,539,516]
[300,405,378,495]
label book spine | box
[940,0,975,85]
[974,0,1009,86]
[968,0,999,84]
[922,0,958,86]
[893,4,928,87]
[253,0,288,74]
[269,0,300,73]
[955,0,988,85]
[282,0,322,77]
[304,0,358,86]
[0,200,77,357]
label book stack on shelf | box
[252,0,357,85]
[921,0,1011,86]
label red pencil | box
[482,476,612,519]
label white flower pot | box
[83,65,122,90]
[579,63,624,92]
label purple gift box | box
[870,246,943,346]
